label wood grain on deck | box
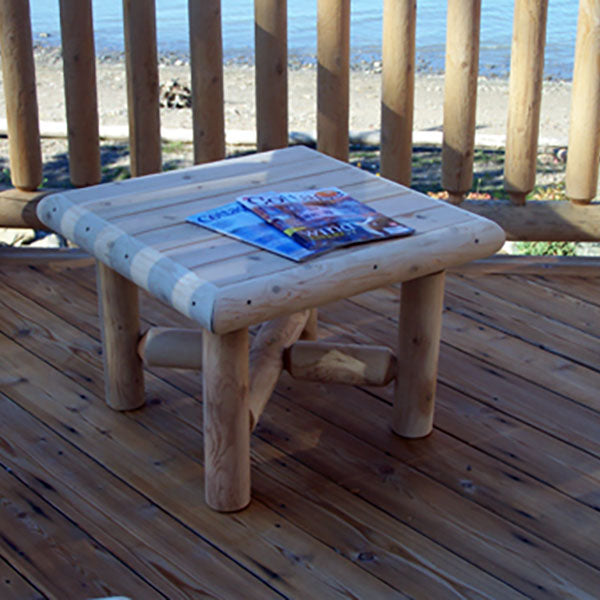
[0,260,599,599]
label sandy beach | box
[1,50,573,154]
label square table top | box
[38,146,505,334]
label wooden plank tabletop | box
[37,146,505,332]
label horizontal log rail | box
[449,255,600,276]
[460,199,600,241]
[0,187,55,230]
[285,341,396,387]
[0,247,88,263]
[137,327,203,370]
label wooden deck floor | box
[1,258,599,599]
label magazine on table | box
[237,187,414,250]
[186,187,414,262]
[186,202,326,262]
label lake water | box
[29,0,579,79]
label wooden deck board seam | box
[531,275,600,309]
[0,394,290,599]
[263,379,600,576]
[442,298,600,375]
[0,297,552,597]
[1,266,600,596]
[445,276,600,365]
[343,293,600,417]
[455,274,600,345]
[0,443,167,598]
[0,314,489,598]
[0,330,414,598]
[0,549,46,599]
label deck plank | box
[0,464,162,599]
[267,365,600,565]
[0,335,403,599]
[0,266,522,599]
[323,291,600,457]
[0,395,282,600]
[531,275,600,308]
[0,559,45,600]
[318,293,600,498]
[348,285,600,412]
[255,395,600,599]
[0,262,599,598]
[460,273,600,338]
[444,275,600,370]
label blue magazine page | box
[186,202,327,262]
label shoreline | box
[32,41,574,81]
[16,46,573,149]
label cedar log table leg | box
[202,327,251,512]
[393,270,445,438]
[96,261,145,411]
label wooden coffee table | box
[37,146,505,511]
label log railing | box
[0,0,598,245]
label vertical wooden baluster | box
[122,0,161,177]
[59,0,101,187]
[380,0,416,186]
[0,0,42,191]
[394,271,445,439]
[442,0,481,205]
[203,328,251,512]
[566,0,600,204]
[255,0,288,151]
[317,0,350,161]
[189,0,226,164]
[504,0,548,206]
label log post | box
[380,0,416,186]
[203,328,251,512]
[96,262,145,411]
[442,0,481,205]
[0,0,42,191]
[566,0,600,204]
[189,0,226,164]
[255,0,288,151]
[317,0,350,161]
[504,0,549,205]
[122,0,161,176]
[59,0,101,187]
[393,271,445,438]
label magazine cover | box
[237,187,414,251]
[186,202,328,262]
